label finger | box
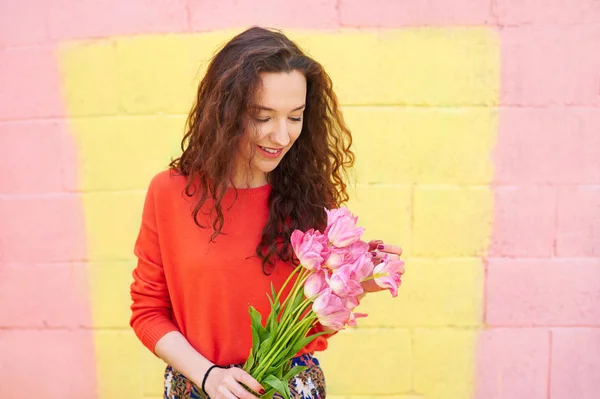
[217,384,240,399]
[368,239,384,251]
[232,369,264,397]
[376,244,403,256]
[372,252,401,261]
[227,380,261,399]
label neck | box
[232,169,268,189]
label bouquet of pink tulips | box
[243,207,404,399]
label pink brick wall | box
[1,1,599,398]
[480,0,600,398]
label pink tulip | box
[344,295,361,310]
[350,252,375,282]
[291,229,329,271]
[304,270,328,300]
[325,208,365,248]
[325,240,369,270]
[347,311,368,327]
[327,264,364,298]
[373,257,405,298]
[312,289,352,331]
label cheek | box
[289,124,303,145]
[253,125,270,144]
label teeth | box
[260,146,279,154]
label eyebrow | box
[256,104,306,112]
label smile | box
[258,145,283,156]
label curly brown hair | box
[169,26,355,273]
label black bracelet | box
[201,364,224,395]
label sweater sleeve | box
[300,322,338,354]
[130,175,179,354]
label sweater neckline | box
[226,183,271,198]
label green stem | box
[286,297,313,330]
[279,267,310,314]
[361,272,387,283]
[254,314,317,381]
[256,314,315,378]
[273,263,304,308]
[276,270,312,336]
[253,274,310,377]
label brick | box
[48,0,188,41]
[0,120,77,194]
[474,328,549,399]
[501,26,600,106]
[340,0,492,26]
[554,109,600,183]
[83,191,146,262]
[188,0,338,30]
[489,186,556,257]
[413,329,477,399]
[359,258,483,327]
[494,107,600,184]
[62,29,499,113]
[345,107,497,185]
[114,35,200,114]
[0,0,49,46]
[412,187,493,257]
[346,184,411,255]
[557,187,600,257]
[58,40,120,116]
[495,0,600,26]
[291,28,499,105]
[551,328,600,399]
[70,116,184,191]
[318,329,411,394]
[0,330,96,398]
[89,261,136,329]
[0,263,92,328]
[0,196,86,263]
[0,46,64,120]
[95,331,144,399]
[486,259,600,326]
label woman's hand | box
[361,239,404,294]
[204,367,265,399]
[369,239,403,264]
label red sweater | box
[130,170,332,366]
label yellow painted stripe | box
[58,28,499,399]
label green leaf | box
[266,283,281,332]
[243,347,255,371]
[283,365,307,381]
[264,362,284,378]
[282,331,329,362]
[249,306,269,342]
[264,375,291,399]
[290,290,304,314]
[251,323,260,356]
[255,335,274,362]
[271,283,278,304]
[260,387,277,399]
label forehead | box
[255,71,307,110]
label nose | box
[271,118,291,147]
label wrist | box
[202,364,228,396]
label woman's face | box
[236,70,307,187]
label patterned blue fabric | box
[164,354,326,399]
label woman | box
[130,26,403,399]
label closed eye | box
[256,117,270,123]
[289,117,302,122]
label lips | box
[258,145,283,158]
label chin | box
[255,161,281,175]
